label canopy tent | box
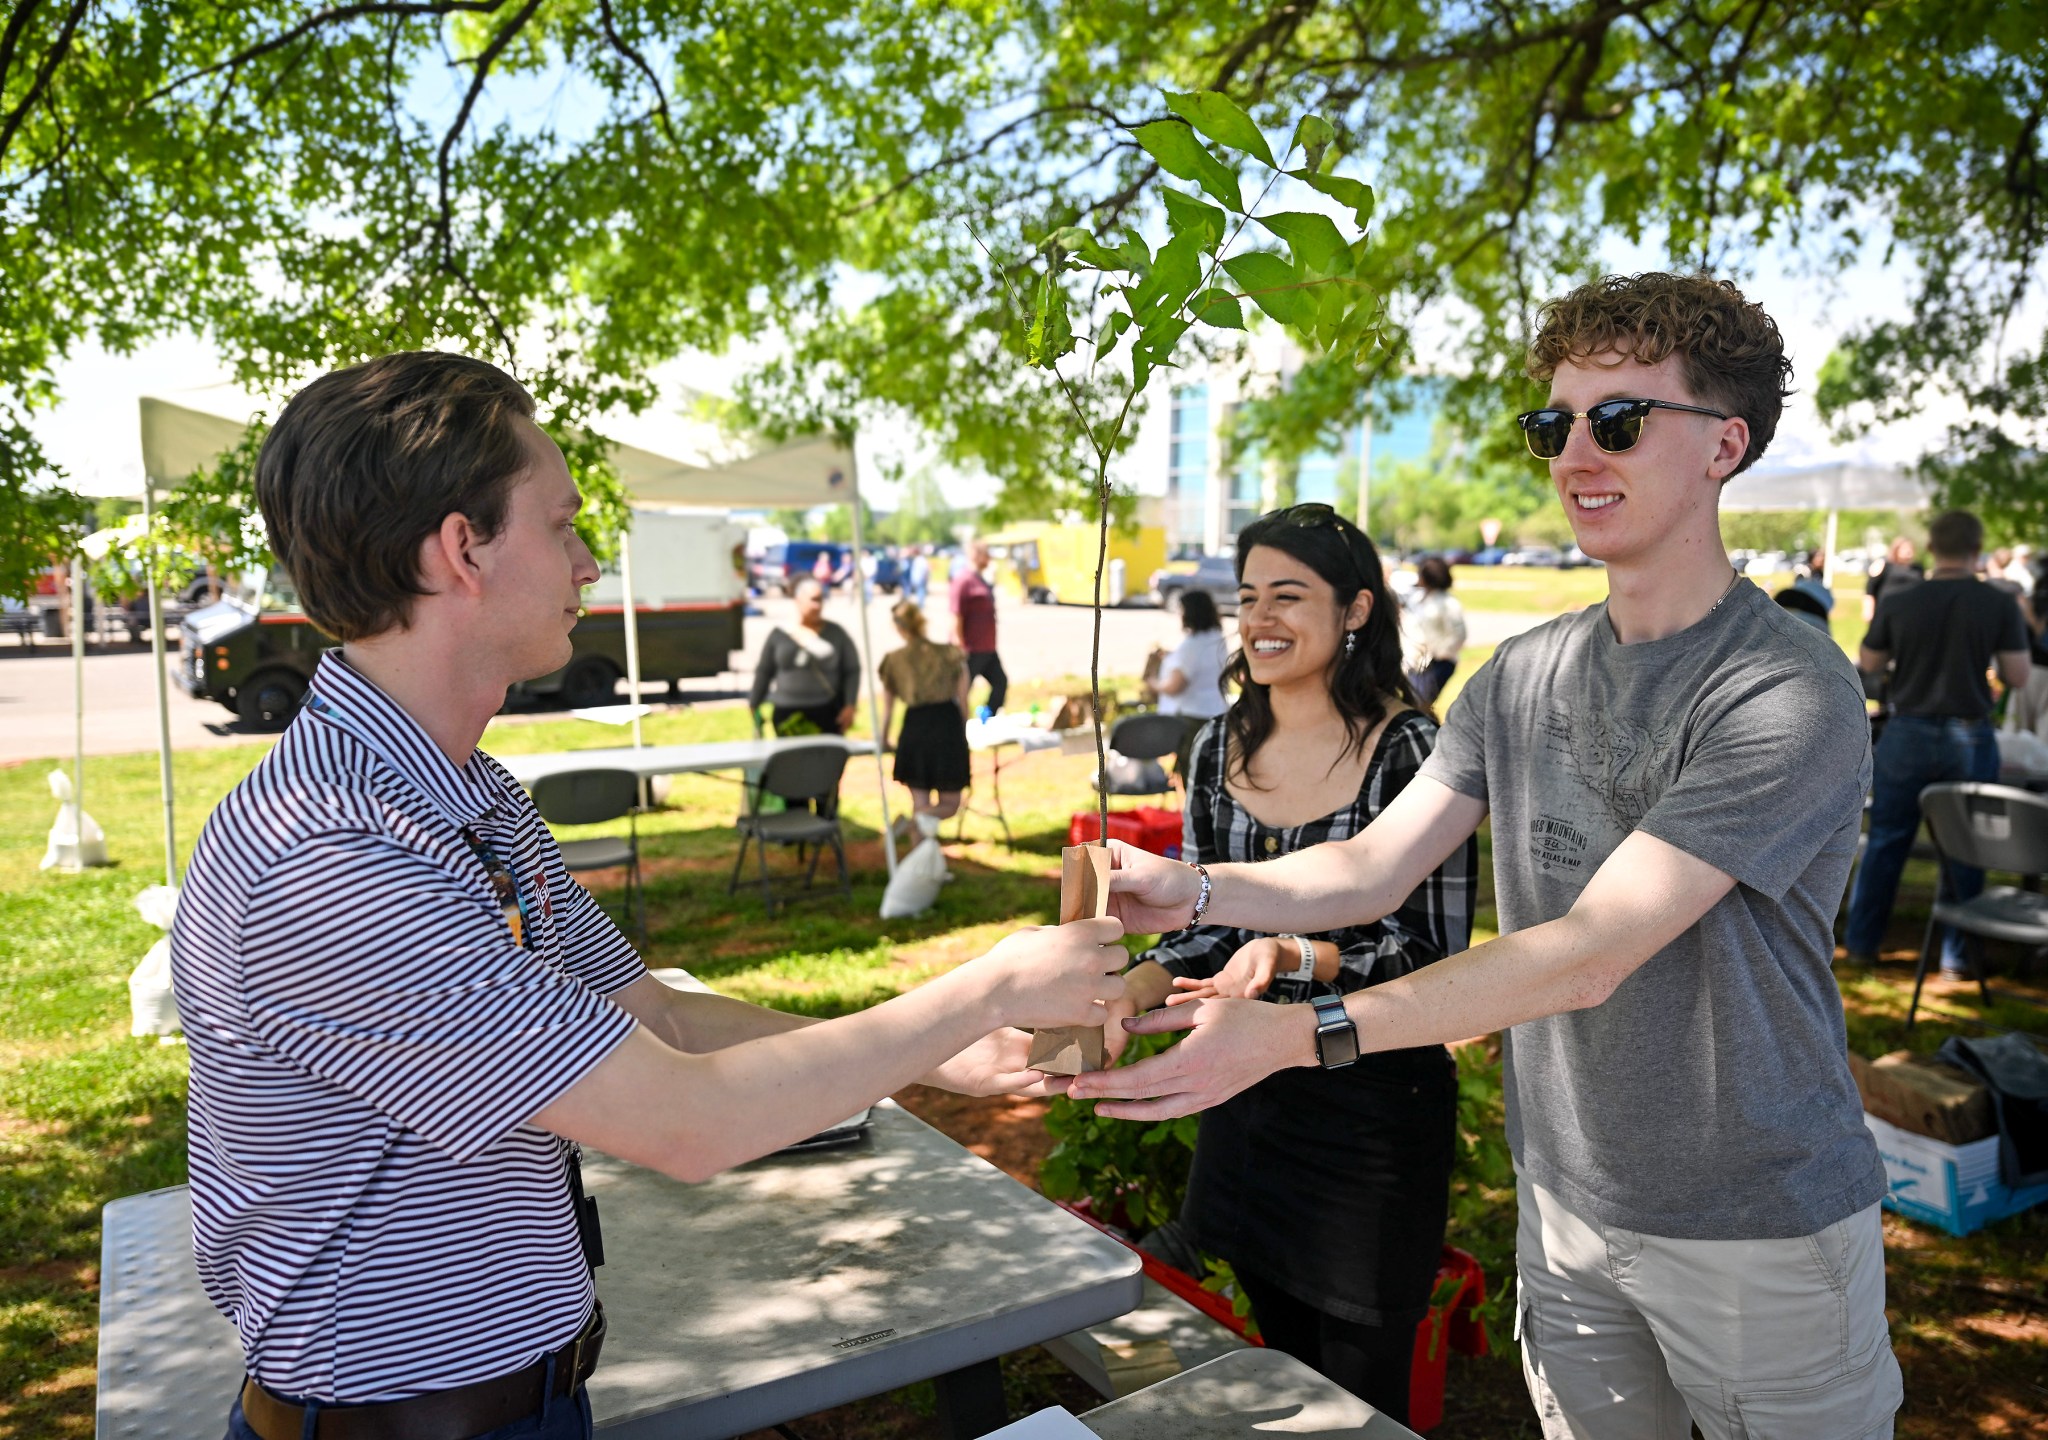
[122,394,898,884]
[596,424,897,875]
[1720,460,1929,585]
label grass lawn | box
[3,656,2045,1436]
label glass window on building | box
[1168,384,1211,550]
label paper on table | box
[570,703,655,725]
[981,1406,1098,1439]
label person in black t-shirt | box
[1845,510,2031,971]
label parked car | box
[1560,545,1602,568]
[1501,545,1564,567]
[1149,553,1241,613]
[749,541,856,594]
[1471,546,1509,566]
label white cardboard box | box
[1864,1111,2048,1236]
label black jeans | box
[965,650,1008,712]
[1235,1266,1417,1424]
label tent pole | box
[1823,509,1839,591]
[143,480,177,887]
[618,523,645,752]
[70,556,87,871]
[848,448,898,877]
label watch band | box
[1311,993,1360,1070]
[1279,934,1316,983]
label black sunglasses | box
[1515,398,1730,459]
[1261,503,1375,587]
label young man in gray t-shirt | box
[1076,273,1901,1438]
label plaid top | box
[1143,710,1475,1000]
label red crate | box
[1128,805,1184,860]
[1067,810,1149,849]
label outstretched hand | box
[1168,936,1283,1004]
[1104,839,1203,934]
[1064,996,1317,1120]
[925,1027,1074,1099]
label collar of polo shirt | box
[309,652,503,828]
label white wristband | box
[1280,934,1316,983]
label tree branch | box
[0,0,88,173]
[0,0,46,104]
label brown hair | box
[255,352,537,641]
[1526,273,1793,478]
[891,598,927,638]
[1927,510,1984,561]
[1416,555,1453,591]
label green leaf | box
[1024,266,1075,368]
[1160,187,1226,250]
[1125,229,1204,322]
[1257,211,1351,275]
[1290,170,1376,231]
[1290,114,1338,172]
[1191,287,1245,329]
[1132,120,1244,212]
[1094,308,1134,364]
[1161,90,1275,168]
[1048,224,1137,272]
[1221,250,1315,328]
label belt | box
[238,1302,605,1440]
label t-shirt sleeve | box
[1416,649,1494,801]
[1863,599,1894,654]
[240,830,637,1163]
[1634,666,1870,900]
[1996,592,2029,652]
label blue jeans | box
[1844,715,2000,968]
[226,1374,593,1440]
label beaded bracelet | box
[1187,861,1213,927]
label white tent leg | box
[848,451,897,877]
[1823,509,1839,591]
[70,558,88,871]
[143,481,177,887]
[619,526,645,753]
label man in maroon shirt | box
[951,538,1007,711]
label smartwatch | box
[1310,993,1359,1070]
[1278,934,1316,984]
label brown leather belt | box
[238,1302,605,1440]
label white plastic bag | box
[1996,726,2048,777]
[880,814,948,919]
[39,769,108,870]
[128,885,183,1038]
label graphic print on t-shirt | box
[1530,705,1680,872]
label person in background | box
[1110,505,1473,1423]
[907,545,931,606]
[749,576,860,737]
[877,599,971,839]
[1844,509,2030,973]
[1155,588,1231,782]
[951,537,1007,713]
[1402,556,1467,703]
[1862,535,1923,621]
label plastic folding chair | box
[531,768,644,941]
[1095,711,1185,801]
[1908,782,2048,1030]
[731,744,852,915]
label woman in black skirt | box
[876,599,972,837]
[1111,505,1475,1424]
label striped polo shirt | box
[171,652,644,1402]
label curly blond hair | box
[1526,272,1793,477]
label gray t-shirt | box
[1420,581,1886,1240]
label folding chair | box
[731,744,852,915]
[531,768,645,941]
[1096,711,1185,802]
[1908,782,2048,1030]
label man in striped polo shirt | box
[172,352,1127,1440]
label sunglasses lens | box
[1587,400,1648,454]
[1520,410,1571,459]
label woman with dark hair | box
[748,576,860,737]
[1107,504,1475,1423]
[1154,588,1231,782]
[1401,556,1466,703]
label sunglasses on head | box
[1515,398,1730,459]
[1264,503,1374,587]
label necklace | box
[1708,567,1742,613]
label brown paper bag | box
[1027,844,1114,1075]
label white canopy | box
[1721,461,1929,513]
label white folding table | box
[499,734,876,788]
[98,1101,1142,1439]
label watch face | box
[1313,997,1359,1069]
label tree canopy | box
[2,1,2041,598]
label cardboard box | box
[1848,1050,1995,1145]
[1864,1111,2048,1236]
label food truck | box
[178,510,748,728]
